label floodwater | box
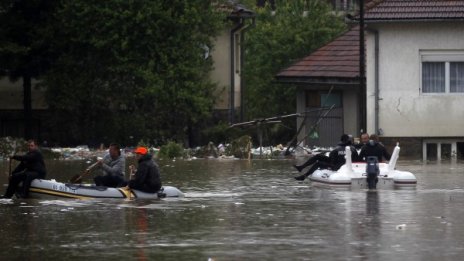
[1,157,464,260]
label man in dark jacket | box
[127,147,162,193]
[358,134,391,162]
[294,134,358,181]
[2,139,47,198]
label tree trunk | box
[23,75,33,139]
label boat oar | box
[8,157,12,181]
[121,187,132,200]
[8,140,17,181]
[69,161,100,183]
[122,165,136,200]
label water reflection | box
[2,160,464,259]
[353,191,381,261]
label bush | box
[158,141,184,159]
[226,135,252,159]
[0,137,26,159]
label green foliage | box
[158,141,185,159]
[136,139,151,148]
[243,0,346,121]
[0,0,60,139]
[0,0,57,80]
[1,0,348,148]
[0,137,26,159]
[42,0,224,146]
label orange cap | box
[134,147,148,155]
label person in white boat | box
[2,139,47,198]
[90,143,126,187]
[294,134,358,181]
[358,134,391,162]
[354,132,370,150]
[126,147,162,193]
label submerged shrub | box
[158,141,184,159]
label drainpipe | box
[229,19,245,124]
[367,28,380,135]
[374,29,379,135]
[239,17,256,122]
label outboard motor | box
[366,156,379,189]
[157,187,167,198]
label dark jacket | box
[329,142,359,171]
[12,149,47,178]
[129,154,161,193]
[359,141,391,162]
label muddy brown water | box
[1,158,463,260]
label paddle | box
[8,140,17,181]
[121,187,132,200]
[122,165,137,200]
[69,160,100,183]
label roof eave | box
[346,14,464,24]
[275,76,361,86]
[365,18,464,23]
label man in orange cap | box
[127,146,162,193]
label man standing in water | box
[2,139,47,198]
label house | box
[275,26,362,148]
[361,0,464,160]
[210,1,255,124]
[277,0,464,160]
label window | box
[305,91,342,108]
[330,0,356,11]
[421,51,464,94]
[450,62,464,92]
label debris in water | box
[396,224,406,230]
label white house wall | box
[366,22,464,137]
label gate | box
[303,107,343,148]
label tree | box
[240,0,346,142]
[0,0,58,139]
[44,0,223,146]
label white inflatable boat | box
[308,144,417,189]
[27,179,184,199]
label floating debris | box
[396,224,407,230]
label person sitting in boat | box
[354,132,370,150]
[2,139,47,198]
[358,134,391,162]
[90,143,126,187]
[127,146,162,193]
[294,134,358,181]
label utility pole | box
[359,0,366,133]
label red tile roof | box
[364,0,464,21]
[276,26,361,83]
[276,1,464,84]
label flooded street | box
[1,158,464,260]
